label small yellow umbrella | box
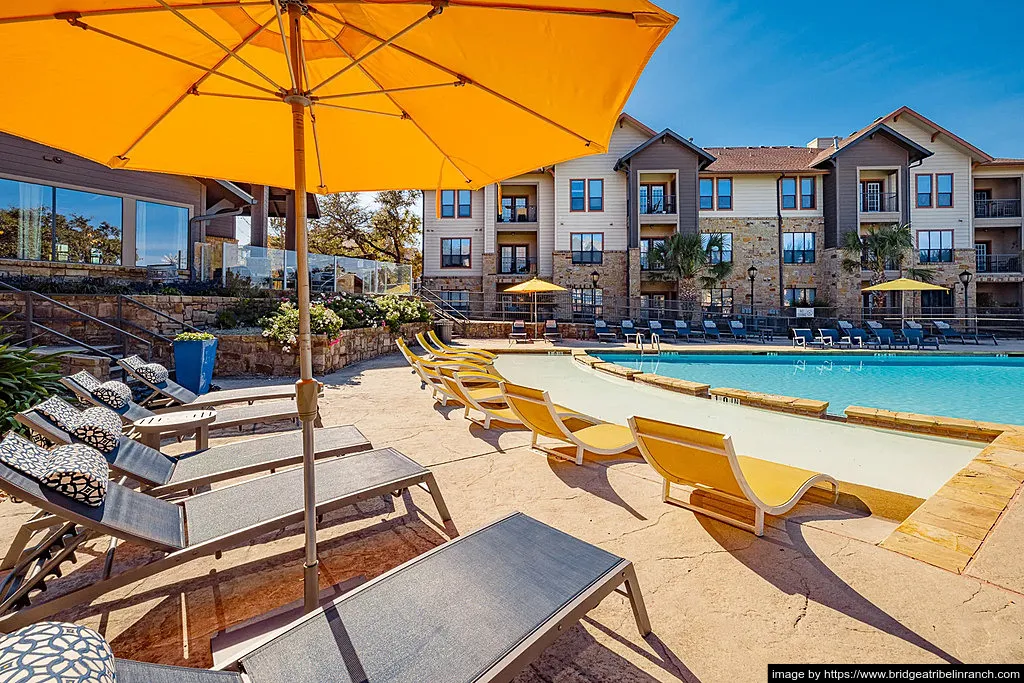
[505,278,566,329]
[862,278,949,325]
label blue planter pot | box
[173,338,219,395]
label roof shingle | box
[702,146,824,174]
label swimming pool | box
[594,353,1024,425]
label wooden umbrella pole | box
[286,1,321,614]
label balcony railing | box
[860,192,899,213]
[640,254,665,271]
[975,199,1021,218]
[861,250,899,271]
[497,204,538,223]
[976,253,1022,273]
[639,195,676,215]
[497,256,537,275]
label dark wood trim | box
[915,173,933,208]
[569,178,586,212]
[715,177,733,211]
[935,172,954,208]
[440,236,472,269]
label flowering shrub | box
[376,294,431,333]
[174,331,216,342]
[259,302,343,353]
[317,293,385,330]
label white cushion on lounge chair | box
[137,362,169,385]
[42,444,108,507]
[0,622,116,683]
[91,381,132,410]
[0,433,50,479]
[69,370,102,392]
[35,397,81,432]
[71,407,122,454]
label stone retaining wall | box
[215,322,431,377]
[462,320,595,340]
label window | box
[918,230,953,263]
[588,179,604,211]
[571,287,603,318]
[699,178,714,210]
[136,201,188,269]
[440,237,471,267]
[571,232,603,264]
[640,294,667,320]
[0,178,122,265]
[716,178,732,210]
[569,180,586,212]
[702,288,733,314]
[916,175,933,208]
[640,183,667,214]
[780,178,797,210]
[936,173,953,208]
[784,288,816,307]
[783,232,816,264]
[800,177,816,209]
[921,290,953,310]
[438,291,469,313]
[457,189,472,217]
[499,244,530,274]
[701,232,732,263]
[639,237,665,270]
[439,190,455,218]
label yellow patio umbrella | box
[862,278,949,325]
[0,1,675,614]
[505,277,566,327]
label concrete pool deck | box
[1,354,1022,678]
[495,354,980,503]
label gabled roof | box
[979,157,1024,167]
[880,106,992,163]
[702,146,822,174]
[809,122,933,167]
[614,129,716,171]
[617,113,657,138]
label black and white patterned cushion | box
[0,433,50,479]
[120,355,145,370]
[35,396,81,431]
[0,621,116,682]
[136,362,169,385]
[70,408,122,454]
[30,431,54,449]
[41,444,108,506]
[69,370,102,392]
[90,381,132,410]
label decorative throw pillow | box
[136,362,169,385]
[71,407,122,454]
[69,370,102,392]
[30,431,54,449]
[91,381,132,410]
[0,433,50,479]
[120,355,145,371]
[41,444,108,506]
[0,621,116,683]
[35,396,81,432]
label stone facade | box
[461,320,596,340]
[552,250,628,316]
[215,322,431,377]
[0,259,149,281]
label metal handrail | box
[0,315,122,363]
[118,294,202,334]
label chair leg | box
[530,432,538,449]
[423,473,453,526]
[622,563,652,636]
[754,508,765,537]
[575,445,584,466]
[661,479,671,503]
[483,415,491,430]
[464,406,470,419]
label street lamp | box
[747,264,758,314]
[590,270,600,321]
[958,269,972,330]
[590,270,600,288]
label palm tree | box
[651,232,733,318]
[841,223,935,309]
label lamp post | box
[747,264,758,316]
[958,268,973,331]
[590,270,600,320]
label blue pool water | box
[595,353,1024,425]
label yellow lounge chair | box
[501,382,637,465]
[627,415,839,536]
[442,370,579,431]
[428,329,498,360]
[397,338,491,403]
[417,331,494,364]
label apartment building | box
[422,107,1023,320]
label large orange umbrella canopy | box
[0,1,675,192]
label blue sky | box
[625,0,1024,157]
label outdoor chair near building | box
[417,332,494,365]
[817,328,859,349]
[627,415,839,536]
[438,370,586,432]
[932,320,997,345]
[593,320,617,343]
[0,433,452,632]
[620,319,641,342]
[543,319,563,342]
[702,319,722,341]
[427,330,499,361]
[509,320,530,344]
[647,320,667,340]
[791,328,830,348]
[837,320,871,347]
[864,322,909,349]
[0,513,649,683]
[674,320,705,342]
[901,327,941,350]
[726,320,749,341]
[396,338,497,403]
[501,382,637,466]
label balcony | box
[497,204,537,223]
[639,195,676,215]
[975,199,1021,219]
[861,249,899,271]
[860,192,899,214]
[977,253,1022,274]
[497,256,537,276]
[640,253,665,271]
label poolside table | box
[134,409,217,450]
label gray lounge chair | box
[118,355,317,411]
[62,371,314,435]
[509,320,529,343]
[0,445,451,631]
[593,320,616,342]
[27,514,649,683]
[542,319,562,342]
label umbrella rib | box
[272,0,298,91]
[314,102,405,117]
[310,0,642,21]
[307,8,440,96]
[153,0,288,94]
[295,28,329,192]
[305,11,475,184]
[0,2,269,25]
[313,82,461,100]
[313,11,596,149]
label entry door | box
[974,190,992,218]
[975,242,989,272]
[864,181,881,212]
[650,185,665,213]
[500,245,528,274]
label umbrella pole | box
[286,2,321,614]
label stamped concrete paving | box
[1,354,1022,681]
